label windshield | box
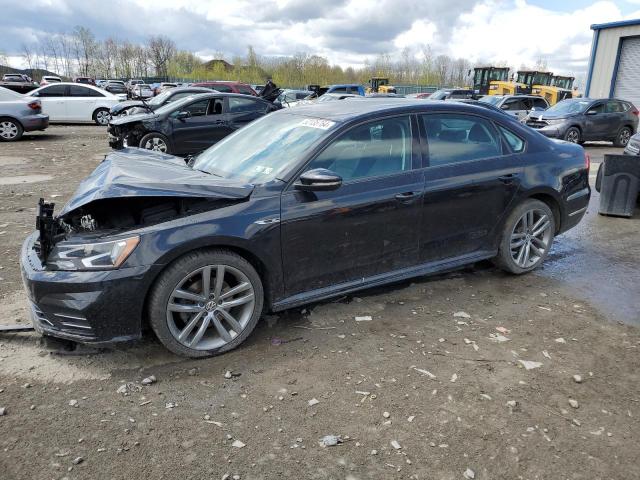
[516,72,533,85]
[554,78,573,89]
[533,73,552,85]
[478,95,502,106]
[192,113,337,183]
[545,100,590,116]
[153,96,197,114]
[149,90,173,105]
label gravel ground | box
[0,126,639,480]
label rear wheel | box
[494,199,555,274]
[0,118,23,141]
[148,249,264,357]
[614,126,632,148]
[564,127,581,144]
[139,132,171,154]
[93,108,111,126]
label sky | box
[2,0,640,79]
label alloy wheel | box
[566,129,579,143]
[510,209,553,269]
[96,110,111,125]
[0,121,18,140]
[166,264,255,350]
[144,137,168,152]
[620,128,631,146]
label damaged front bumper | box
[21,231,152,344]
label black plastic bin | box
[598,154,640,218]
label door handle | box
[498,173,518,184]
[395,191,419,202]
[213,120,225,125]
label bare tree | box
[148,35,176,77]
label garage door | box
[614,37,640,109]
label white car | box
[132,84,153,99]
[40,76,62,86]
[25,82,124,125]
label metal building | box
[586,19,640,106]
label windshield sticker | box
[253,166,274,175]
[301,118,335,130]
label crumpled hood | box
[59,148,254,216]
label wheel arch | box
[0,115,24,128]
[527,191,562,234]
[140,241,273,332]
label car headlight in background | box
[47,236,139,271]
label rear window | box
[228,97,263,113]
[237,85,255,95]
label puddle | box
[0,174,53,185]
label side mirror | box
[175,111,191,120]
[586,109,597,115]
[295,168,342,192]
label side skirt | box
[271,250,496,312]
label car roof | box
[286,98,504,122]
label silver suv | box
[479,95,549,121]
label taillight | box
[585,152,590,172]
[632,107,639,116]
[27,101,41,111]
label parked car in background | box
[308,84,365,98]
[25,83,123,125]
[525,98,638,146]
[405,92,433,99]
[40,76,62,86]
[157,83,178,95]
[0,73,38,93]
[126,79,144,96]
[24,100,590,357]
[131,84,154,99]
[74,77,96,85]
[96,79,106,88]
[453,99,512,116]
[107,92,279,155]
[276,89,313,107]
[0,86,49,141]
[429,89,474,100]
[479,95,549,121]
[104,80,128,97]
[624,131,640,155]
[110,86,213,117]
[192,81,257,95]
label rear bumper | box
[560,186,590,233]
[22,114,49,132]
[20,232,153,344]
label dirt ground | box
[0,126,639,480]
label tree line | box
[12,25,556,88]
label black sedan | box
[22,100,590,357]
[107,92,279,156]
[109,87,213,117]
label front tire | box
[614,126,632,148]
[564,127,581,144]
[93,108,111,126]
[139,132,171,154]
[0,118,23,141]
[494,199,555,274]
[148,249,264,358]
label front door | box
[66,85,98,122]
[170,98,230,155]
[33,84,67,121]
[280,115,424,296]
[419,113,521,263]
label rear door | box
[280,115,424,296]
[605,100,626,137]
[170,97,229,155]
[67,85,102,121]
[32,84,67,121]
[419,113,522,263]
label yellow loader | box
[532,75,574,105]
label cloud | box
[2,0,640,81]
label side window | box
[237,85,255,95]
[69,86,103,97]
[181,99,209,117]
[452,90,471,99]
[590,103,606,114]
[38,85,66,97]
[503,99,523,111]
[606,101,623,113]
[306,116,413,182]
[168,92,192,103]
[533,98,548,110]
[422,113,502,167]
[228,97,261,113]
[332,87,348,93]
[213,85,233,93]
[498,125,525,153]
[210,98,224,115]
